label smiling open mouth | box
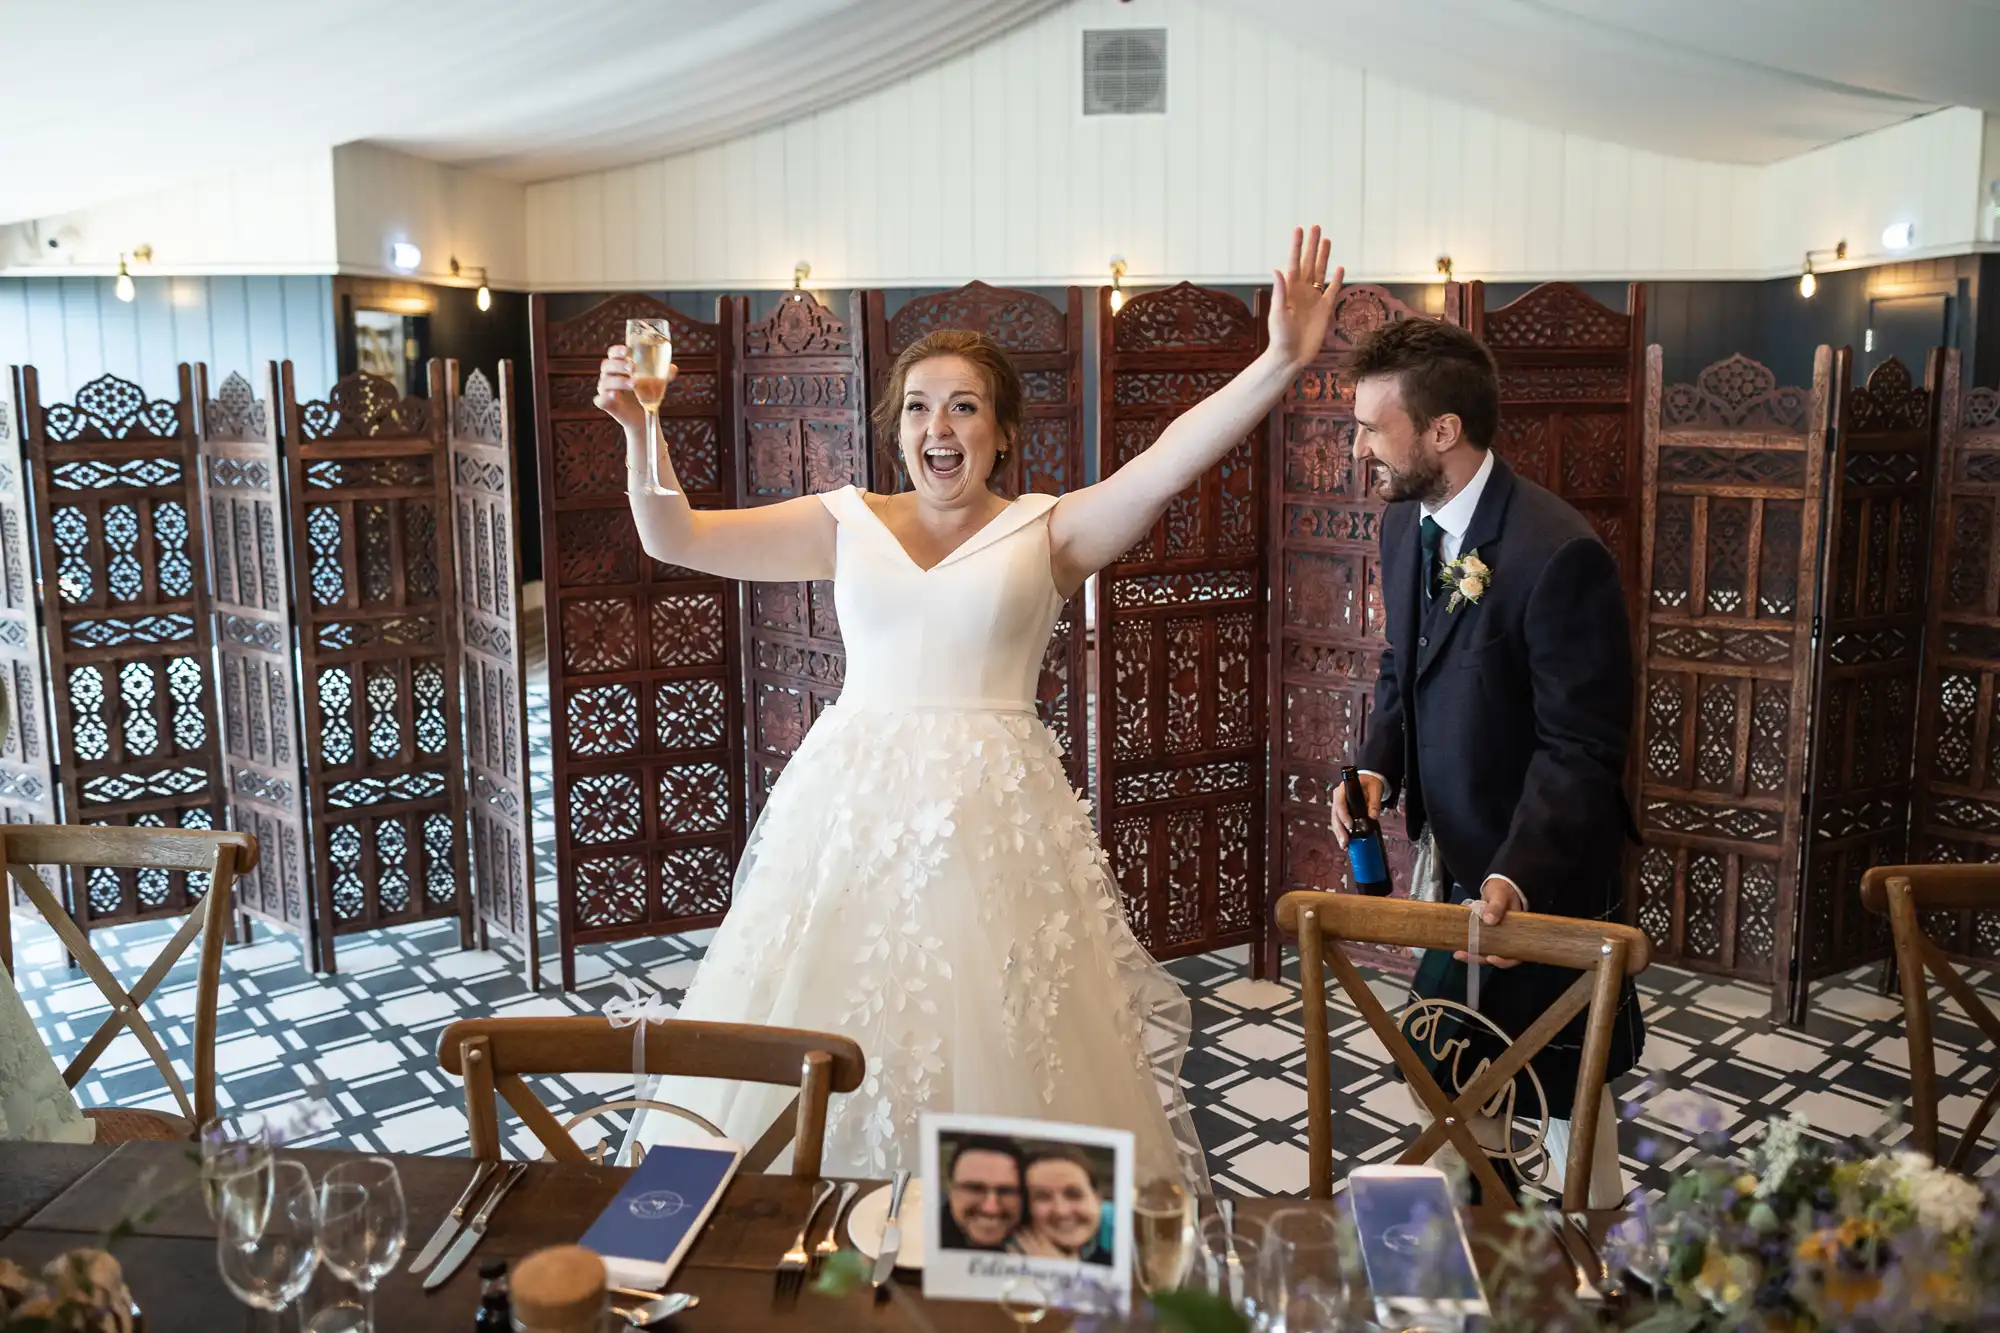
[923,445,965,479]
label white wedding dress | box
[630,485,1207,1187]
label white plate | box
[844,1180,925,1271]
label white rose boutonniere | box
[1439,550,1490,612]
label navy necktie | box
[1420,515,1443,603]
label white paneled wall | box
[523,0,1990,290]
[333,144,528,287]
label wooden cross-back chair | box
[0,826,257,1143]
[1276,891,1650,1210]
[439,1016,867,1176]
[1860,865,2000,1173]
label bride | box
[597,228,1342,1185]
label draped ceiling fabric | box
[4,0,1999,226]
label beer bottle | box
[1341,765,1391,897]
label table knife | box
[424,1161,527,1291]
[408,1160,498,1274]
[870,1170,912,1290]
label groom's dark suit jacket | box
[1358,453,1642,1117]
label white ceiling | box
[3,0,1997,228]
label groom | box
[1330,318,1642,1205]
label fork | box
[777,1180,837,1297]
[812,1182,860,1277]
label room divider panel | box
[198,365,312,956]
[16,366,225,936]
[448,362,539,989]
[0,380,55,840]
[1901,353,2000,960]
[1093,282,1267,962]
[862,284,1090,793]
[1631,349,1829,992]
[531,294,745,991]
[280,364,471,973]
[731,292,871,820]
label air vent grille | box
[1082,28,1166,116]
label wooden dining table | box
[0,1140,1625,1331]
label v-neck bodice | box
[819,485,1063,713]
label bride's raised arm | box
[600,351,837,582]
[1047,226,1341,596]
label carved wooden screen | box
[1094,283,1267,961]
[1631,349,1828,994]
[0,377,55,837]
[448,361,539,989]
[17,366,226,933]
[862,284,1089,793]
[1793,350,1940,1008]
[1262,285,1430,976]
[281,363,470,972]
[731,293,869,819]
[196,364,312,958]
[1905,354,2000,961]
[1465,282,1647,617]
[531,294,744,991]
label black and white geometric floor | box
[8,633,1997,1195]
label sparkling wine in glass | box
[311,1157,406,1333]
[217,1159,319,1333]
[626,317,676,495]
[201,1110,273,1235]
[1133,1177,1197,1296]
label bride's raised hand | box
[1266,226,1343,370]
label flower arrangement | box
[1439,549,1491,611]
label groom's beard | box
[1372,451,1448,506]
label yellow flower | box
[1460,575,1486,600]
[1460,553,1488,577]
[1734,1173,1759,1196]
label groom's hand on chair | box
[1452,876,1524,968]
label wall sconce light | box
[390,240,422,273]
[1109,257,1128,314]
[1436,255,1453,280]
[132,244,153,265]
[1881,221,1914,251]
[1799,240,1847,299]
[449,256,493,311]
[792,261,812,300]
[113,254,135,303]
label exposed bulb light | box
[791,260,812,301]
[476,284,492,312]
[1882,222,1914,251]
[390,241,422,272]
[1109,256,1128,314]
[1799,268,1817,299]
[114,255,135,303]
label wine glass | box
[1261,1207,1349,1333]
[1133,1176,1197,1296]
[201,1110,273,1234]
[217,1159,319,1332]
[626,317,676,495]
[311,1157,406,1333]
[1193,1210,1267,1321]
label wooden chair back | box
[0,825,257,1137]
[438,1016,867,1176]
[1275,891,1650,1209]
[1860,865,2000,1173]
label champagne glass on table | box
[218,1159,320,1333]
[1133,1176,1197,1297]
[311,1157,406,1333]
[626,317,676,495]
[201,1109,273,1235]
[1261,1208,1351,1333]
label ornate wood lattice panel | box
[1263,285,1434,977]
[1633,349,1828,995]
[532,294,744,991]
[18,366,226,931]
[1794,350,1940,1006]
[732,293,870,820]
[281,363,470,972]
[1465,282,1647,620]
[1095,283,1267,961]
[0,377,55,838]
[196,364,312,958]
[448,361,539,989]
[1908,354,2000,962]
[862,284,1089,794]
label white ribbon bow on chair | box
[603,975,675,1101]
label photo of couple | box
[937,1132,1118,1268]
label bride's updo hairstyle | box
[870,329,1025,471]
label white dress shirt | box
[1362,448,1528,913]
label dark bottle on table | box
[474,1260,510,1331]
[1341,765,1392,897]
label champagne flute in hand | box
[626,318,676,495]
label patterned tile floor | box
[8,635,1998,1195]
